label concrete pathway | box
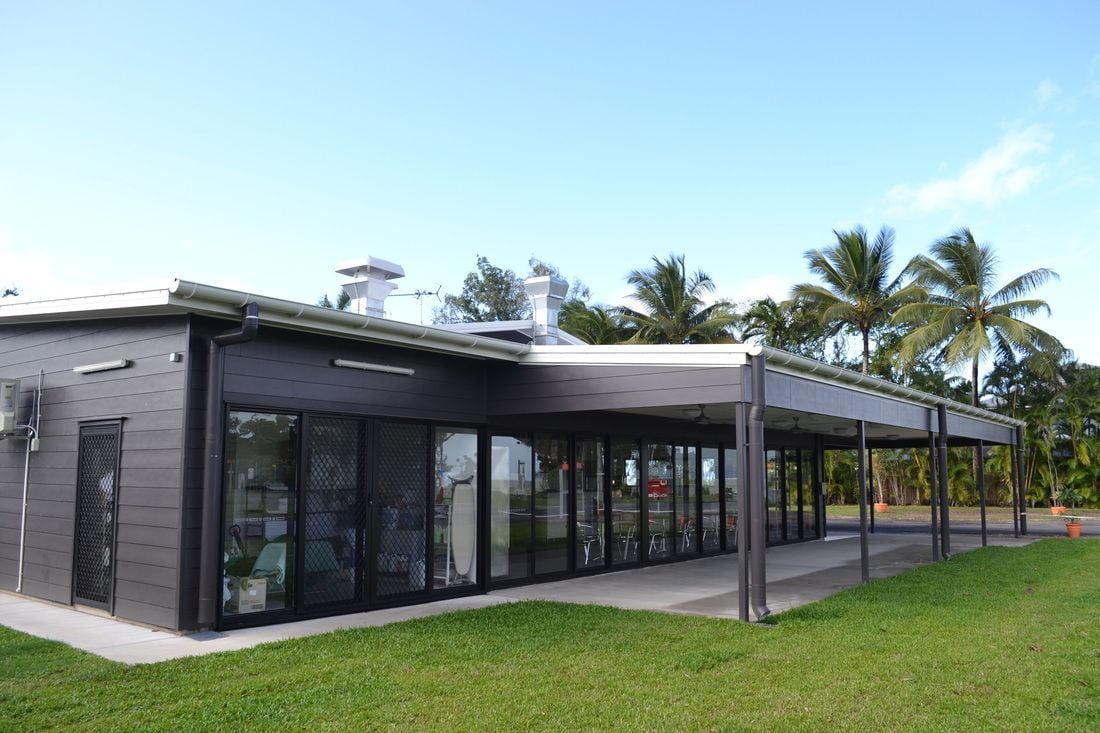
[1,532,1035,665]
[0,592,510,665]
[491,532,1035,615]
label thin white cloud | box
[1035,78,1061,106]
[883,125,1053,215]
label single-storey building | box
[0,261,1027,631]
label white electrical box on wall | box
[0,379,19,435]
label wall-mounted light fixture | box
[331,359,415,376]
[73,359,131,375]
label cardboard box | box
[235,577,267,613]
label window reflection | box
[490,434,531,581]
[610,439,640,565]
[534,434,569,574]
[647,443,673,560]
[222,411,298,617]
[435,427,478,587]
[701,447,721,552]
[576,437,606,569]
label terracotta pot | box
[1066,522,1082,539]
[1051,506,1067,516]
[873,502,889,513]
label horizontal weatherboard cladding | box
[0,316,189,628]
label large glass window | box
[376,422,429,597]
[724,447,738,550]
[786,449,801,541]
[701,447,721,552]
[575,436,606,569]
[674,445,698,555]
[610,439,640,565]
[802,450,818,539]
[534,434,570,575]
[647,443,674,560]
[490,434,531,581]
[222,411,298,618]
[766,449,783,543]
[434,427,478,587]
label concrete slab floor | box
[1,532,1034,665]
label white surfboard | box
[451,482,476,579]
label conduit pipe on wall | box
[15,370,42,593]
[748,353,770,620]
[198,303,259,627]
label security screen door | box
[73,422,121,609]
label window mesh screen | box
[302,418,363,609]
[375,422,429,597]
[74,426,119,607]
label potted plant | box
[1061,486,1083,538]
[1050,485,1067,516]
[873,481,888,513]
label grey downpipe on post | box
[748,354,770,620]
[15,370,43,594]
[1016,425,1028,535]
[867,448,875,534]
[937,404,951,558]
[734,402,750,623]
[929,431,939,562]
[977,440,987,547]
[856,420,869,584]
[198,303,260,627]
[815,435,826,539]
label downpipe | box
[197,303,259,627]
[748,354,770,620]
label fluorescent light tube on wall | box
[331,359,415,376]
[73,359,131,374]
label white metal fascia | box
[520,344,761,368]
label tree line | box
[420,226,1094,508]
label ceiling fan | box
[686,404,711,425]
[788,417,805,434]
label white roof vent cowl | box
[524,275,569,345]
[336,257,405,317]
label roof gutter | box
[169,280,531,362]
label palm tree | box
[559,301,628,344]
[789,225,921,373]
[893,228,1064,407]
[618,254,736,344]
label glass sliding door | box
[490,434,532,582]
[575,436,606,569]
[802,449,818,539]
[222,411,299,619]
[434,427,479,588]
[610,439,640,565]
[786,449,801,541]
[534,434,570,575]
[302,417,363,609]
[766,449,783,543]
[375,422,430,598]
[674,445,698,555]
[723,447,738,550]
[701,447,721,553]
[647,443,673,560]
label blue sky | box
[2,2,1098,365]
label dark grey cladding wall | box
[215,321,489,422]
[765,371,1017,446]
[0,317,189,629]
[487,363,743,415]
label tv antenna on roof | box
[390,286,442,324]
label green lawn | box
[3,540,1099,731]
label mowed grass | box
[2,540,1099,732]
